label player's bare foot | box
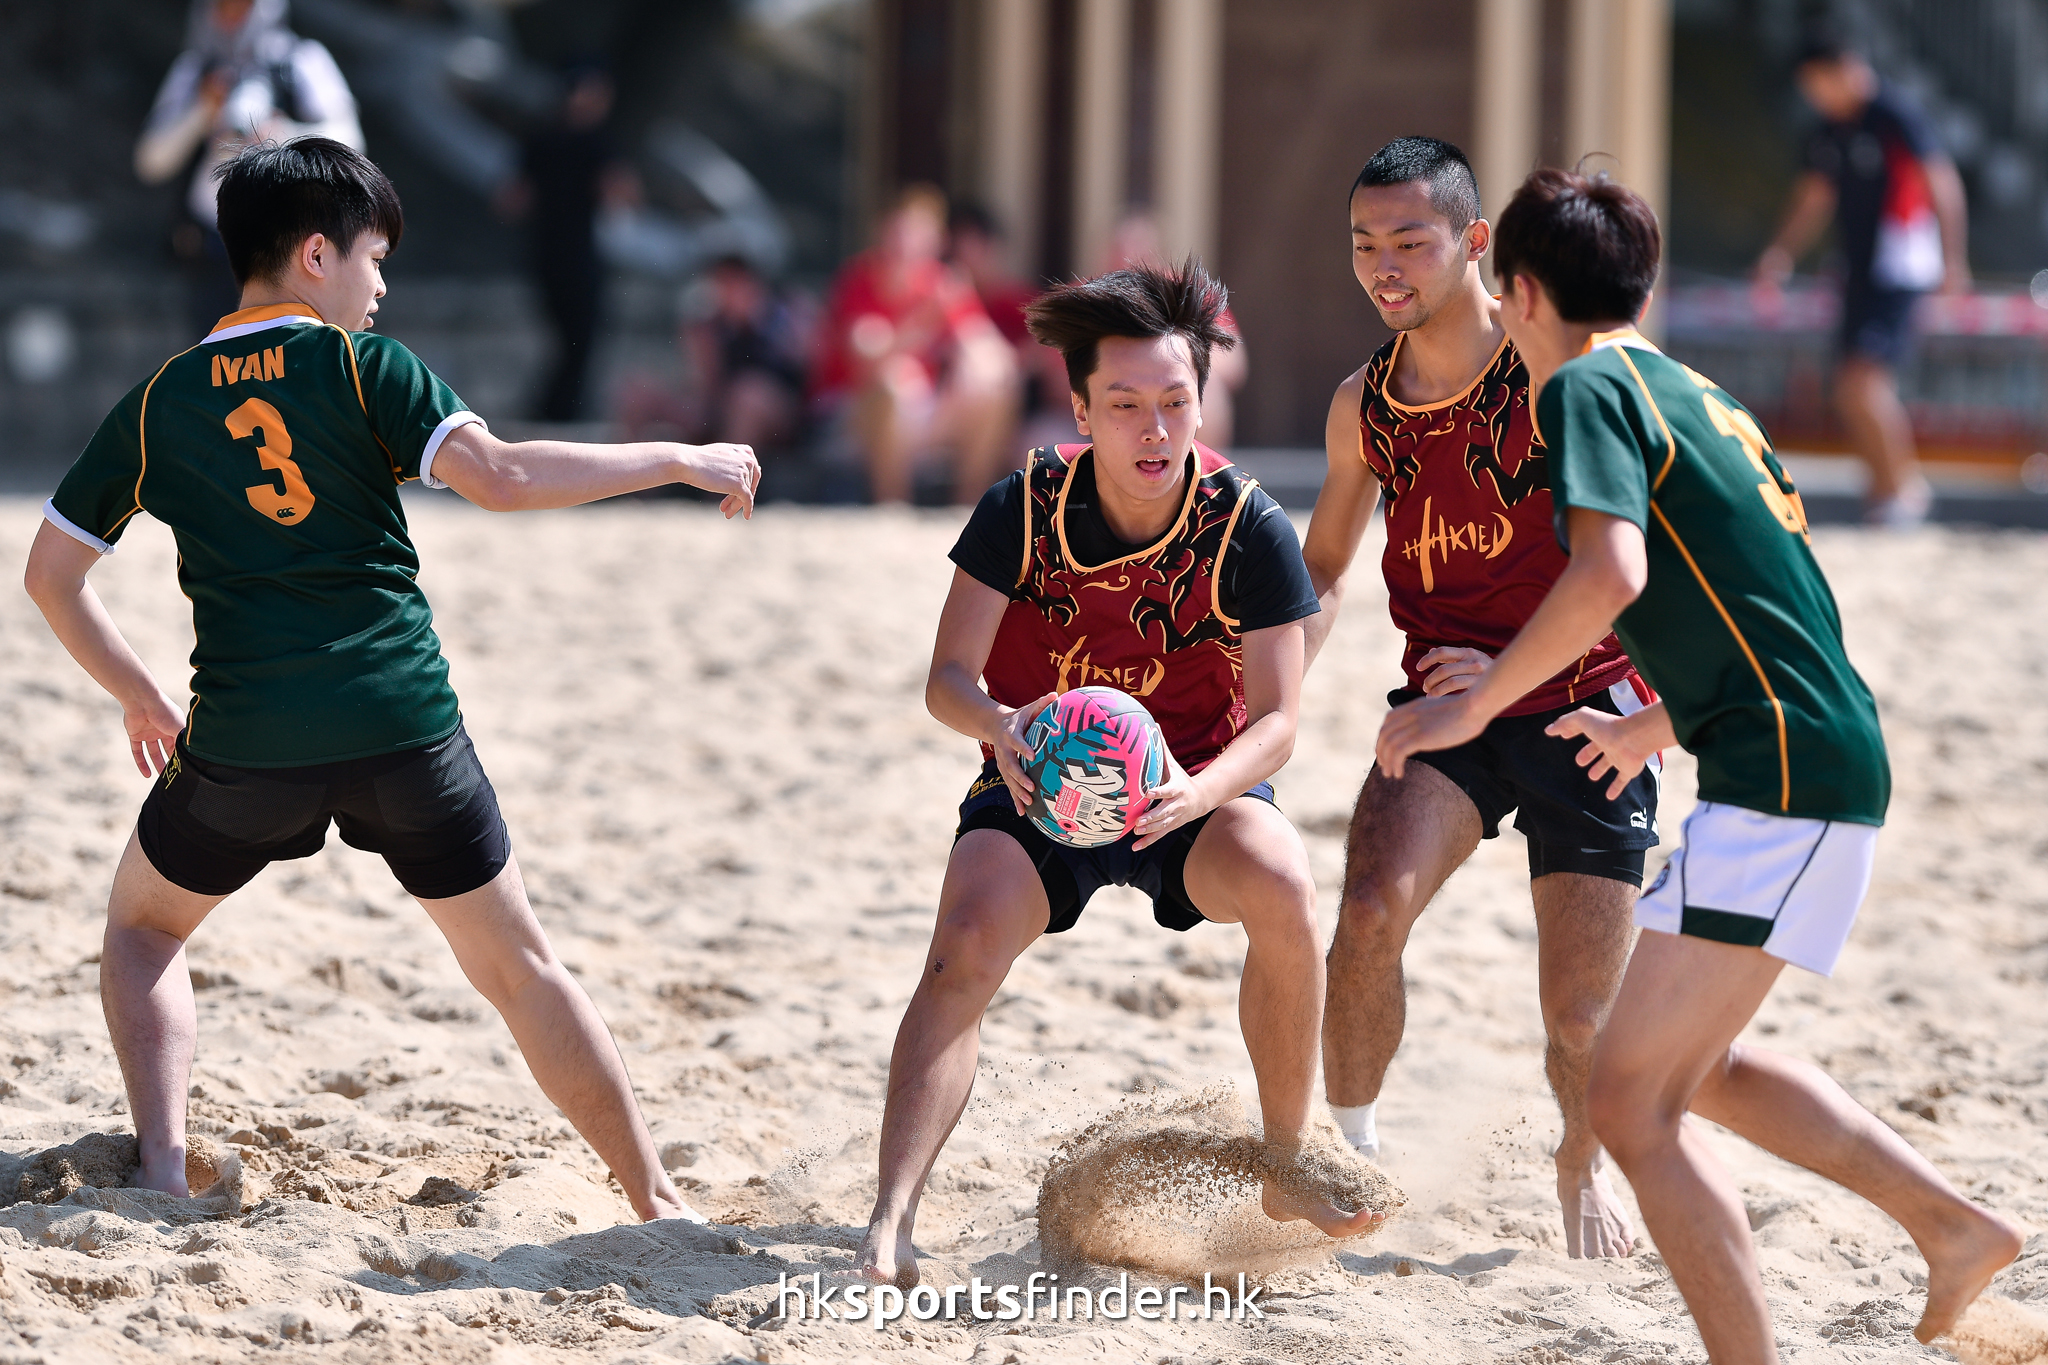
[1259,1176,1387,1238]
[1913,1204,2024,1344]
[641,1190,710,1223]
[1558,1152,1635,1258]
[857,1215,921,1288]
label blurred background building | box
[3,0,2046,508]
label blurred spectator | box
[1098,210,1248,451]
[949,204,1071,456]
[135,0,362,338]
[620,255,811,451]
[497,66,638,423]
[812,185,1019,504]
[1754,35,1970,528]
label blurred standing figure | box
[135,0,361,338]
[812,186,1018,503]
[1755,36,1969,528]
[500,67,634,423]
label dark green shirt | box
[47,306,479,767]
[1537,333,1888,825]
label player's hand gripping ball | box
[1021,687,1168,848]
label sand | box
[1,491,2045,1363]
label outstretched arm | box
[430,425,761,517]
[23,521,185,776]
[1376,507,1645,776]
[1300,369,1380,670]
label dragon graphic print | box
[979,444,1254,773]
[1359,332,1637,715]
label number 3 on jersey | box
[1701,393,1806,536]
[226,397,316,524]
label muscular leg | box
[1835,355,1924,511]
[416,856,690,1221]
[1531,871,1637,1257]
[1185,798,1384,1238]
[1322,764,1482,1124]
[858,831,1050,1287]
[1589,931,2019,1362]
[101,833,228,1195]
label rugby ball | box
[1022,687,1168,848]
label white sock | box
[1330,1101,1380,1160]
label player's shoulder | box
[1357,334,1402,397]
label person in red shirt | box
[1301,138,1656,1258]
[812,185,1019,503]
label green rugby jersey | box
[1536,330,1888,825]
[47,303,481,767]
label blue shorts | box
[955,760,1278,933]
[1838,285,1922,368]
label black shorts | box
[1390,684,1659,887]
[1838,285,1922,368]
[955,761,1278,933]
[137,723,510,900]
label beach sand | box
[0,493,2043,1363]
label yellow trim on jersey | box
[208,302,324,334]
[1054,447,1204,574]
[1377,331,1512,414]
[326,325,403,479]
[1649,501,1792,811]
[1015,449,1038,589]
[1611,347,1681,492]
[1207,475,1261,631]
[126,338,214,538]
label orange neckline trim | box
[210,302,326,334]
[1379,330,1512,414]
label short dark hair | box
[1492,167,1660,322]
[1024,259,1236,400]
[1794,22,1860,68]
[1351,136,1482,229]
[213,137,404,286]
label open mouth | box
[1136,456,1173,478]
[1375,289,1414,310]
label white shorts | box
[1635,801,1879,977]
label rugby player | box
[857,261,1382,1288]
[1303,138,1650,1256]
[1380,166,2021,1361]
[24,137,759,1220]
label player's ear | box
[1466,218,1491,262]
[1070,386,1091,436]
[299,232,331,281]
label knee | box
[1544,1000,1607,1059]
[1585,1058,1682,1164]
[924,907,1024,997]
[1330,879,1413,963]
[1227,861,1318,949]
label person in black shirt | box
[1755,37,1970,528]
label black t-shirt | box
[949,459,1321,632]
[1802,84,1944,290]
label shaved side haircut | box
[1352,136,1483,230]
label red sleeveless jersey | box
[981,444,1255,772]
[1361,334,1637,715]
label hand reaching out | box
[1544,702,1674,800]
[685,443,762,519]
